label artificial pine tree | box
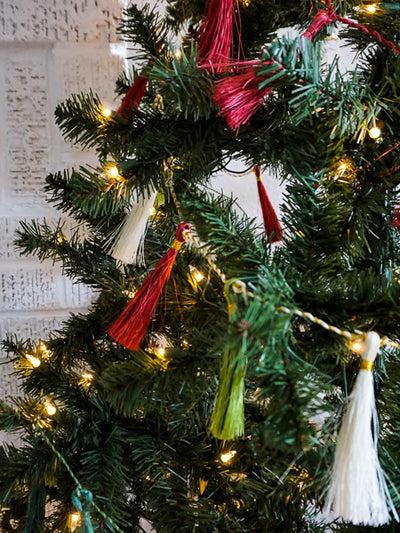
[2,1,400,532]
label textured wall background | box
[0,0,124,408]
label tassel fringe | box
[107,223,191,351]
[198,0,235,73]
[117,75,148,118]
[109,188,157,265]
[325,331,398,526]
[254,166,282,242]
[213,67,273,132]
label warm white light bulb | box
[155,347,166,358]
[26,354,41,368]
[81,372,94,381]
[44,401,57,416]
[220,450,237,464]
[148,206,157,216]
[190,265,205,282]
[350,339,364,353]
[365,4,377,13]
[369,126,382,139]
[174,49,183,59]
[108,166,119,178]
[102,106,112,117]
[70,512,80,531]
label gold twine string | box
[185,234,400,351]
[165,171,400,351]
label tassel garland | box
[198,0,236,73]
[213,66,273,132]
[109,188,158,265]
[254,166,282,242]
[107,222,191,351]
[117,75,148,118]
[325,331,398,526]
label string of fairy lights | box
[10,2,400,530]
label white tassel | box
[109,188,157,265]
[325,331,398,526]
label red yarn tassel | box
[107,222,191,350]
[198,0,235,73]
[254,166,282,242]
[117,75,148,118]
[213,66,273,132]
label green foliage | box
[3,0,400,532]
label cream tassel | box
[325,331,398,526]
[110,188,157,265]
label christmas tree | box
[2,0,400,531]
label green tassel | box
[210,340,247,440]
[72,488,94,533]
[210,280,248,440]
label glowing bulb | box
[148,206,157,216]
[220,450,237,464]
[189,265,205,282]
[365,4,377,13]
[26,354,41,368]
[39,343,52,359]
[350,339,364,353]
[108,166,119,178]
[174,49,183,59]
[369,126,382,139]
[81,372,94,381]
[44,401,57,416]
[155,347,166,358]
[102,106,112,117]
[70,512,80,531]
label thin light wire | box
[40,430,125,533]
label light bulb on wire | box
[365,4,377,13]
[44,400,57,416]
[369,126,382,140]
[350,338,364,353]
[108,166,120,178]
[26,354,41,368]
[102,106,112,118]
[69,512,80,531]
[220,450,237,464]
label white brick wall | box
[0,1,124,380]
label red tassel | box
[107,222,191,350]
[213,66,273,132]
[390,205,400,229]
[198,0,236,73]
[301,10,335,40]
[117,75,148,118]
[254,166,282,242]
